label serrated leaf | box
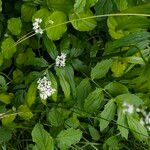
[116,93,143,107]
[105,82,129,97]
[1,37,17,59]
[57,128,82,150]
[32,123,54,150]
[45,11,67,40]
[99,99,116,131]
[74,0,86,13]
[84,88,104,113]
[0,128,12,144]
[18,105,33,120]
[43,35,58,59]
[26,82,37,107]
[127,115,148,141]
[70,10,97,31]
[0,75,7,92]
[91,59,112,80]
[47,108,64,127]
[55,67,70,100]
[117,108,128,139]
[7,18,22,35]
[114,0,128,11]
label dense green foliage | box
[0,0,150,149]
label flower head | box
[55,53,66,67]
[122,101,134,114]
[37,76,56,100]
[33,18,43,35]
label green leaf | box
[0,52,3,66]
[21,4,37,22]
[76,78,91,108]
[13,69,24,84]
[0,75,7,92]
[86,0,98,7]
[57,128,82,150]
[55,67,70,100]
[0,0,2,12]
[45,11,67,40]
[0,93,14,104]
[88,125,100,141]
[117,108,128,139]
[32,124,54,150]
[1,37,17,59]
[7,18,22,35]
[70,10,97,31]
[26,82,37,107]
[91,59,112,80]
[18,105,33,120]
[84,88,104,113]
[99,99,116,131]
[105,82,129,97]
[0,128,12,144]
[114,0,128,11]
[105,31,150,53]
[46,0,74,13]
[47,108,64,127]
[127,115,148,141]
[116,93,143,107]
[43,35,58,59]
[74,0,86,13]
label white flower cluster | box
[122,101,134,114]
[37,76,56,100]
[33,18,43,34]
[55,53,66,67]
[136,108,150,131]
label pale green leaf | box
[0,75,7,92]
[74,0,86,13]
[88,125,100,141]
[0,93,14,104]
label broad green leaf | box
[74,0,86,13]
[0,128,12,144]
[43,35,58,59]
[18,105,33,120]
[70,10,97,31]
[65,115,80,129]
[2,110,16,126]
[21,4,37,22]
[46,0,74,13]
[55,67,70,100]
[122,3,150,14]
[0,93,14,104]
[0,75,7,92]
[116,93,143,107]
[7,18,22,35]
[76,78,91,108]
[105,82,129,97]
[114,0,128,11]
[111,59,127,77]
[57,128,82,150]
[105,31,150,53]
[117,108,128,139]
[88,125,100,141]
[47,71,58,101]
[47,108,64,127]
[32,124,54,150]
[26,82,37,107]
[84,88,104,113]
[45,11,67,40]
[65,65,76,98]
[99,99,116,131]
[91,59,112,80]
[1,37,17,59]
[127,115,148,141]
[13,69,24,84]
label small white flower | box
[140,118,145,125]
[55,53,67,67]
[37,76,56,100]
[33,18,43,35]
[122,101,134,114]
[49,20,54,24]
